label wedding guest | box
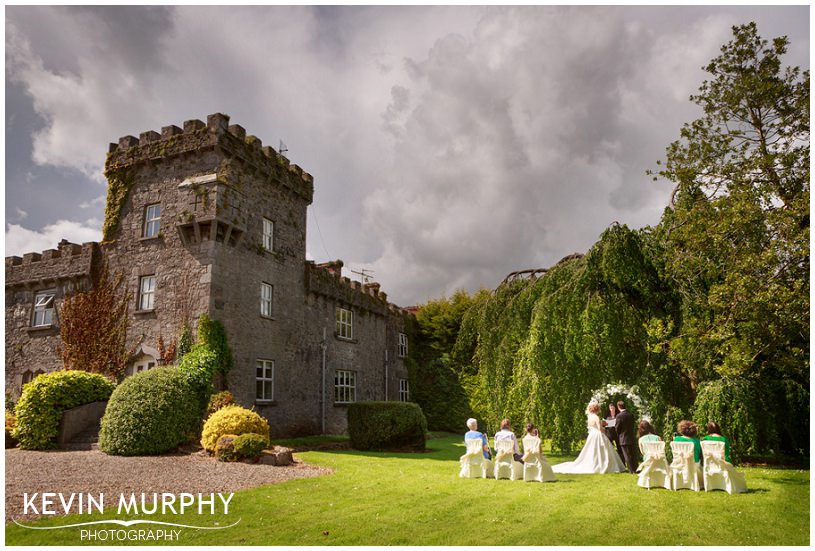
[525,423,539,438]
[464,418,491,460]
[702,421,733,463]
[495,419,523,463]
[673,420,702,465]
[637,420,661,460]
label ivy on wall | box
[102,169,136,241]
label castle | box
[5,113,412,436]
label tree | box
[59,263,136,379]
[653,22,809,386]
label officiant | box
[604,403,625,464]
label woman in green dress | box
[637,420,661,460]
[672,420,702,465]
[702,421,732,463]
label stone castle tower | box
[6,113,411,436]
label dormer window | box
[143,204,161,238]
[32,291,55,327]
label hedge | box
[347,401,427,451]
[98,367,202,455]
[12,370,114,450]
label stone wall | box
[5,241,99,397]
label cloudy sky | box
[5,6,809,305]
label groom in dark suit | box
[615,400,638,474]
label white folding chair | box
[669,441,702,491]
[494,438,523,480]
[522,435,556,482]
[459,439,493,479]
[701,440,747,494]
[637,440,672,490]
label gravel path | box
[5,448,331,521]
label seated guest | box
[495,419,523,463]
[702,422,733,463]
[464,418,491,460]
[637,420,661,460]
[672,420,702,465]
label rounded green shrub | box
[347,401,427,451]
[99,367,202,456]
[12,370,114,450]
[232,432,267,460]
[201,405,270,452]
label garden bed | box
[5,448,331,521]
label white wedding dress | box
[552,413,626,474]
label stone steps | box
[62,422,100,451]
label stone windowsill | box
[333,402,353,408]
[260,315,276,321]
[133,309,156,316]
[255,400,277,407]
[27,324,57,334]
[138,235,163,243]
[334,335,358,344]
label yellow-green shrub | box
[201,405,269,452]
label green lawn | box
[6,433,809,545]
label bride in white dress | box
[552,401,626,474]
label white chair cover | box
[637,440,672,490]
[494,438,523,480]
[669,441,702,491]
[459,439,493,479]
[521,435,556,482]
[701,440,747,494]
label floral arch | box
[590,383,651,422]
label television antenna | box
[349,268,375,284]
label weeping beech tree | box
[455,224,684,452]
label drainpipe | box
[320,328,327,434]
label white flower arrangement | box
[590,382,651,422]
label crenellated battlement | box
[105,113,313,202]
[6,239,98,287]
[305,260,398,316]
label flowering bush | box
[206,391,235,418]
[590,383,651,422]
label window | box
[21,370,44,387]
[398,333,408,358]
[32,290,55,327]
[139,275,156,311]
[399,378,410,402]
[256,359,274,401]
[125,355,157,377]
[262,218,274,251]
[334,369,356,403]
[336,307,353,340]
[143,203,161,238]
[261,283,273,317]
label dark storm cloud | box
[5,6,809,304]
